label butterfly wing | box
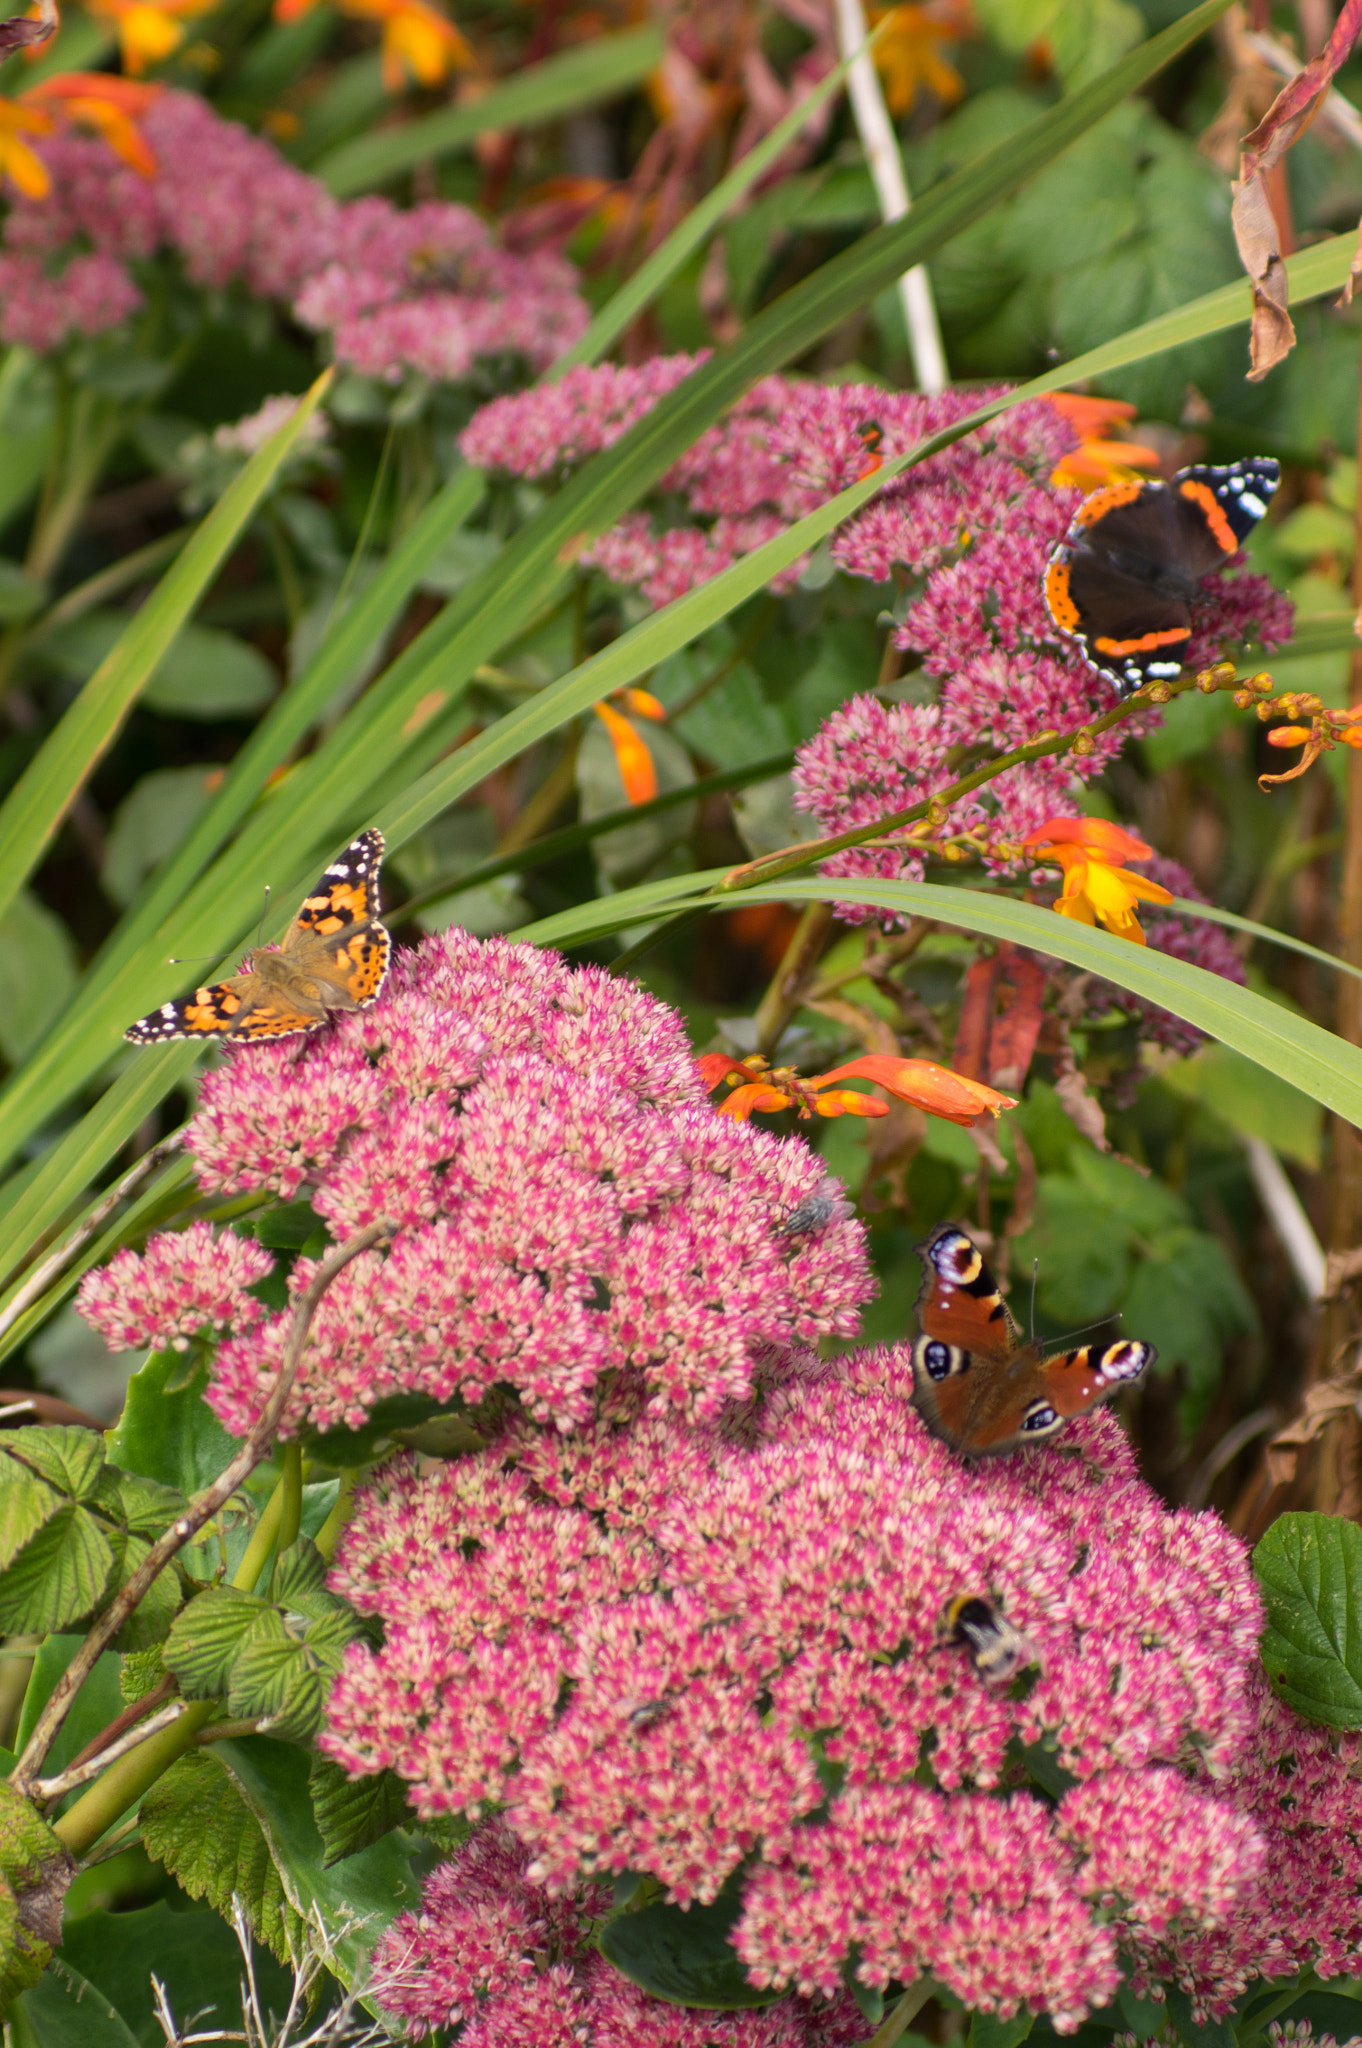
[124,973,288,1043]
[1046,549,1190,695]
[956,1337,1157,1459]
[285,829,391,1013]
[910,1227,1019,1456]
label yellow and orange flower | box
[699,1050,1016,1127]
[1046,392,1161,492]
[0,95,53,198]
[275,0,473,89]
[869,4,966,116]
[594,687,666,806]
[84,0,217,75]
[23,72,161,174]
[1022,816,1172,945]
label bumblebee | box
[944,1595,1034,1685]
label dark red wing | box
[1031,1339,1155,1424]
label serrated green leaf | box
[229,1607,361,1745]
[0,1784,68,2015]
[105,1350,237,1498]
[140,1750,307,1967]
[600,1879,778,2010]
[0,1462,61,1572]
[0,1872,38,2015]
[105,1471,188,1540]
[1255,1512,1362,1730]
[163,1587,270,1698]
[308,1757,412,1868]
[0,1507,115,1635]
[269,1539,328,1607]
[2,1427,106,1503]
[211,1735,422,1986]
[104,1530,183,1652]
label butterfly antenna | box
[1048,1315,1120,1348]
[255,884,271,950]
[1028,1259,1039,1344]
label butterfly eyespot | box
[920,1338,957,1382]
[1021,1401,1060,1434]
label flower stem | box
[275,1440,305,1560]
[753,901,836,1055]
[861,1979,936,2048]
[52,1700,218,1859]
[314,1468,359,1562]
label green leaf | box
[308,1756,412,1868]
[0,560,46,625]
[39,616,276,721]
[1254,1513,1362,1730]
[13,1641,123,1795]
[0,1506,115,1635]
[103,1529,182,1652]
[105,1349,237,1498]
[210,1735,423,1986]
[56,1901,293,2048]
[0,1783,69,2012]
[0,1462,61,1572]
[9,1959,139,2048]
[100,769,216,909]
[1158,1040,1323,1170]
[2,1428,106,1503]
[0,369,331,932]
[1263,1993,1362,2042]
[600,1881,778,2010]
[318,24,664,194]
[163,1587,268,1699]
[140,1750,307,1967]
[0,893,78,1067]
[1165,1982,1236,2048]
[970,2014,1036,2048]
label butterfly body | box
[909,1224,1153,1459]
[1043,458,1279,698]
[944,1595,1033,1686]
[126,830,390,1045]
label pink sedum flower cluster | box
[458,359,1293,911]
[0,92,586,371]
[76,1218,272,1354]
[317,1337,1355,2030]
[369,1816,863,2045]
[81,929,870,1440]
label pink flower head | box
[160,928,872,1439]
[314,1337,1336,2031]
[369,1818,863,2044]
[75,1218,273,1353]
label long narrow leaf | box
[0,370,333,931]
[1171,897,1362,984]
[317,25,664,195]
[518,878,1362,1129]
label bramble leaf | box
[2,1425,106,1502]
[0,1781,72,2011]
[163,1587,268,1697]
[308,1757,412,1867]
[1254,1512,1362,1730]
[0,1505,115,1635]
[140,1749,307,1966]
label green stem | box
[231,1470,289,1595]
[314,1468,358,1562]
[753,901,835,1055]
[861,1979,936,2048]
[52,1699,217,1858]
[27,529,192,646]
[275,1440,305,1561]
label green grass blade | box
[1170,898,1362,984]
[552,37,873,376]
[0,370,333,931]
[395,750,794,920]
[518,879,1362,1128]
[317,25,665,195]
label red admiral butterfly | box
[1043,457,1279,698]
[910,1225,1154,1459]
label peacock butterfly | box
[909,1225,1154,1459]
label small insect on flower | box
[620,1697,672,1731]
[776,1176,854,1237]
[125,831,390,1044]
[944,1594,1035,1686]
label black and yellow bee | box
[944,1595,1034,1686]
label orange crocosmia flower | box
[1022,815,1172,946]
[719,1082,794,1121]
[594,698,659,805]
[25,73,162,175]
[0,97,53,199]
[1045,391,1160,491]
[869,5,965,115]
[810,1055,1017,1127]
[340,0,474,90]
[86,0,217,75]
